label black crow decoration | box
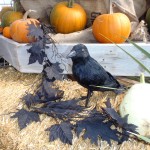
[67,44,125,107]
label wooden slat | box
[46,43,150,76]
[0,35,150,76]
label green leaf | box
[127,131,150,143]
[125,38,150,59]
[116,45,150,74]
[98,33,150,74]
[90,85,124,91]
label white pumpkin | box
[119,74,150,137]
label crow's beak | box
[66,50,76,59]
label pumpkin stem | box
[109,0,113,14]
[68,0,74,8]
[23,9,37,20]
[140,73,145,83]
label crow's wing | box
[73,56,122,90]
[72,57,105,87]
[104,71,121,88]
[87,57,108,83]
[86,57,121,88]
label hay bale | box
[0,67,150,150]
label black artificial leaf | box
[105,98,112,108]
[33,99,85,120]
[45,99,85,116]
[32,107,53,117]
[27,23,46,64]
[11,109,40,130]
[27,23,44,39]
[28,53,37,64]
[42,79,64,101]
[43,63,64,80]
[29,51,45,64]
[46,99,85,119]
[30,40,45,50]
[46,122,73,145]
[103,108,138,133]
[22,79,64,108]
[27,23,48,65]
[28,43,46,65]
[52,108,80,119]
[22,93,46,108]
[103,108,125,126]
[46,99,83,110]
[76,115,120,145]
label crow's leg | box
[85,89,93,107]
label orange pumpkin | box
[3,27,11,39]
[10,10,40,43]
[92,13,131,43]
[50,0,87,34]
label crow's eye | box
[82,49,85,52]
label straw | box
[0,67,149,150]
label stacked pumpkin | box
[0,3,23,39]
[10,10,40,43]
[49,0,131,43]
[0,2,39,43]
[0,0,132,44]
[92,13,131,43]
[50,0,87,34]
[0,6,13,35]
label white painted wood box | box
[0,35,150,76]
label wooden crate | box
[0,35,150,76]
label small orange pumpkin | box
[3,26,11,39]
[50,0,87,34]
[10,10,40,43]
[92,13,131,43]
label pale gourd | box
[119,73,150,137]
